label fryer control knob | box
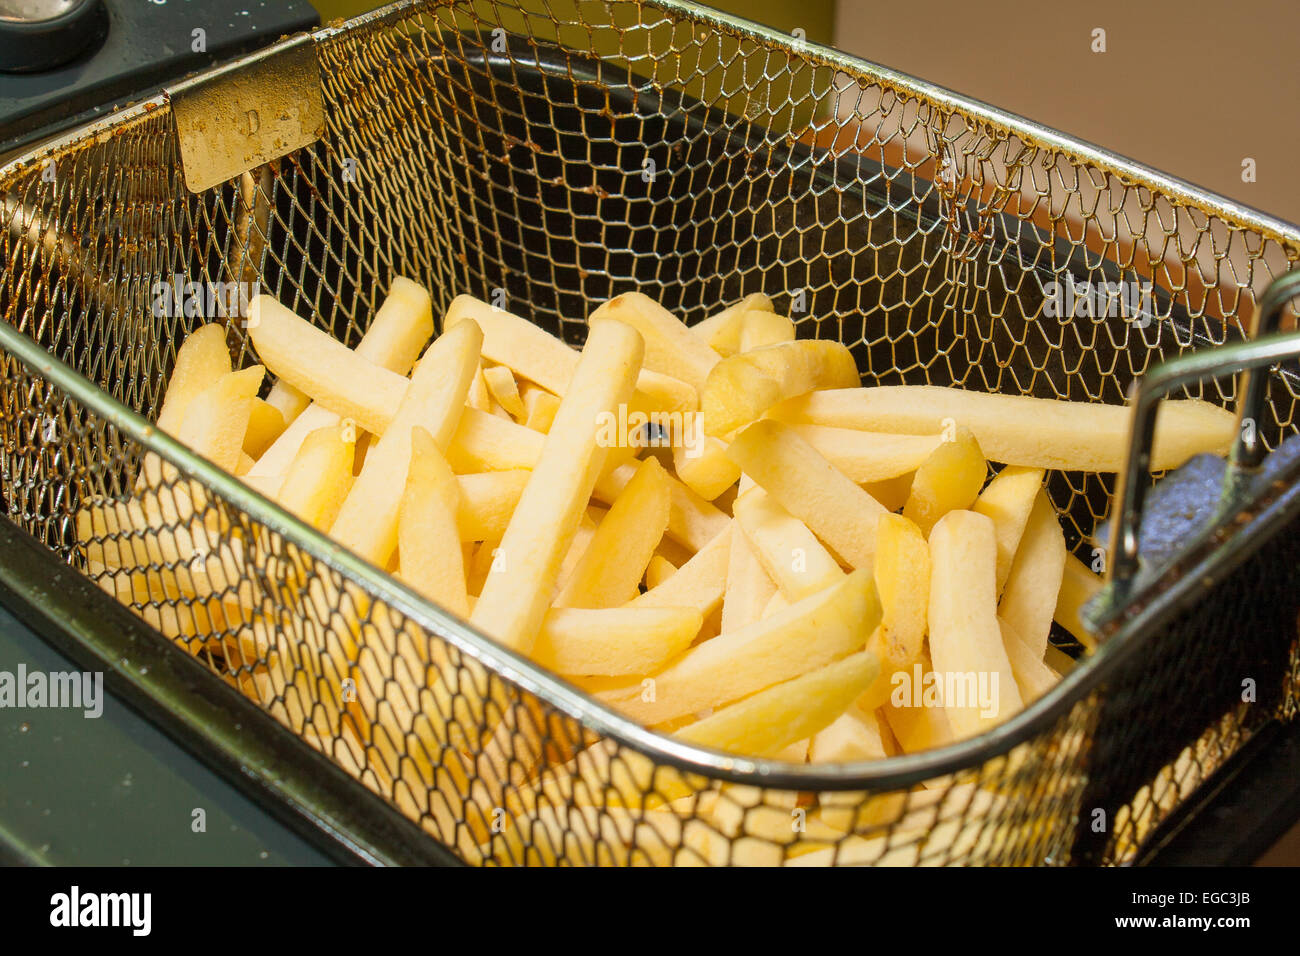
[0,0,108,74]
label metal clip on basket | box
[1,0,1298,865]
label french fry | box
[702,339,859,437]
[243,398,286,459]
[762,590,791,618]
[732,487,843,601]
[446,407,544,473]
[483,365,526,419]
[675,651,878,758]
[455,470,530,542]
[589,292,720,391]
[810,702,888,763]
[175,365,266,472]
[689,293,776,356]
[972,465,1045,592]
[471,319,643,653]
[902,426,986,537]
[247,295,416,435]
[720,523,777,633]
[999,616,1061,703]
[277,425,355,530]
[768,385,1237,472]
[594,460,729,553]
[787,424,942,484]
[862,473,914,512]
[329,320,481,567]
[728,419,888,569]
[645,554,677,590]
[263,380,310,425]
[521,384,562,433]
[1055,552,1103,649]
[881,653,955,753]
[443,294,695,414]
[556,457,670,609]
[810,705,906,831]
[467,539,503,597]
[467,363,492,411]
[672,423,741,500]
[155,324,231,434]
[858,513,930,711]
[633,524,732,616]
[532,606,703,676]
[247,282,432,484]
[738,310,795,352]
[598,568,879,726]
[927,510,1023,739]
[398,427,468,619]
[998,490,1067,656]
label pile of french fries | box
[74,278,1238,864]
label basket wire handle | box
[1232,270,1300,469]
[1108,276,1300,587]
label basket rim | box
[0,0,1295,793]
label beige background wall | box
[833,0,1299,226]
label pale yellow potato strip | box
[999,616,1061,703]
[248,278,433,481]
[857,514,930,711]
[702,339,859,437]
[689,293,776,356]
[632,524,732,616]
[555,457,670,609]
[589,292,719,391]
[521,384,561,433]
[444,294,695,414]
[329,320,480,566]
[447,407,544,473]
[176,365,266,472]
[882,652,956,754]
[467,363,492,411]
[471,319,643,653]
[483,365,525,418]
[277,426,355,530]
[727,419,888,570]
[972,465,1045,593]
[599,568,879,725]
[998,490,1068,657]
[720,523,777,634]
[738,310,795,352]
[532,606,703,676]
[454,470,530,542]
[398,427,468,619]
[672,431,741,500]
[786,423,942,483]
[242,399,285,459]
[593,461,729,553]
[1055,552,1103,649]
[645,554,677,590]
[810,703,889,763]
[263,380,310,425]
[247,294,410,436]
[156,324,231,434]
[927,510,1023,739]
[732,487,843,601]
[675,651,878,758]
[901,426,987,537]
[769,385,1236,472]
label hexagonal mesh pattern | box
[1,0,1298,865]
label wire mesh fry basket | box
[2,0,1299,865]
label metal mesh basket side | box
[1,0,1299,865]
